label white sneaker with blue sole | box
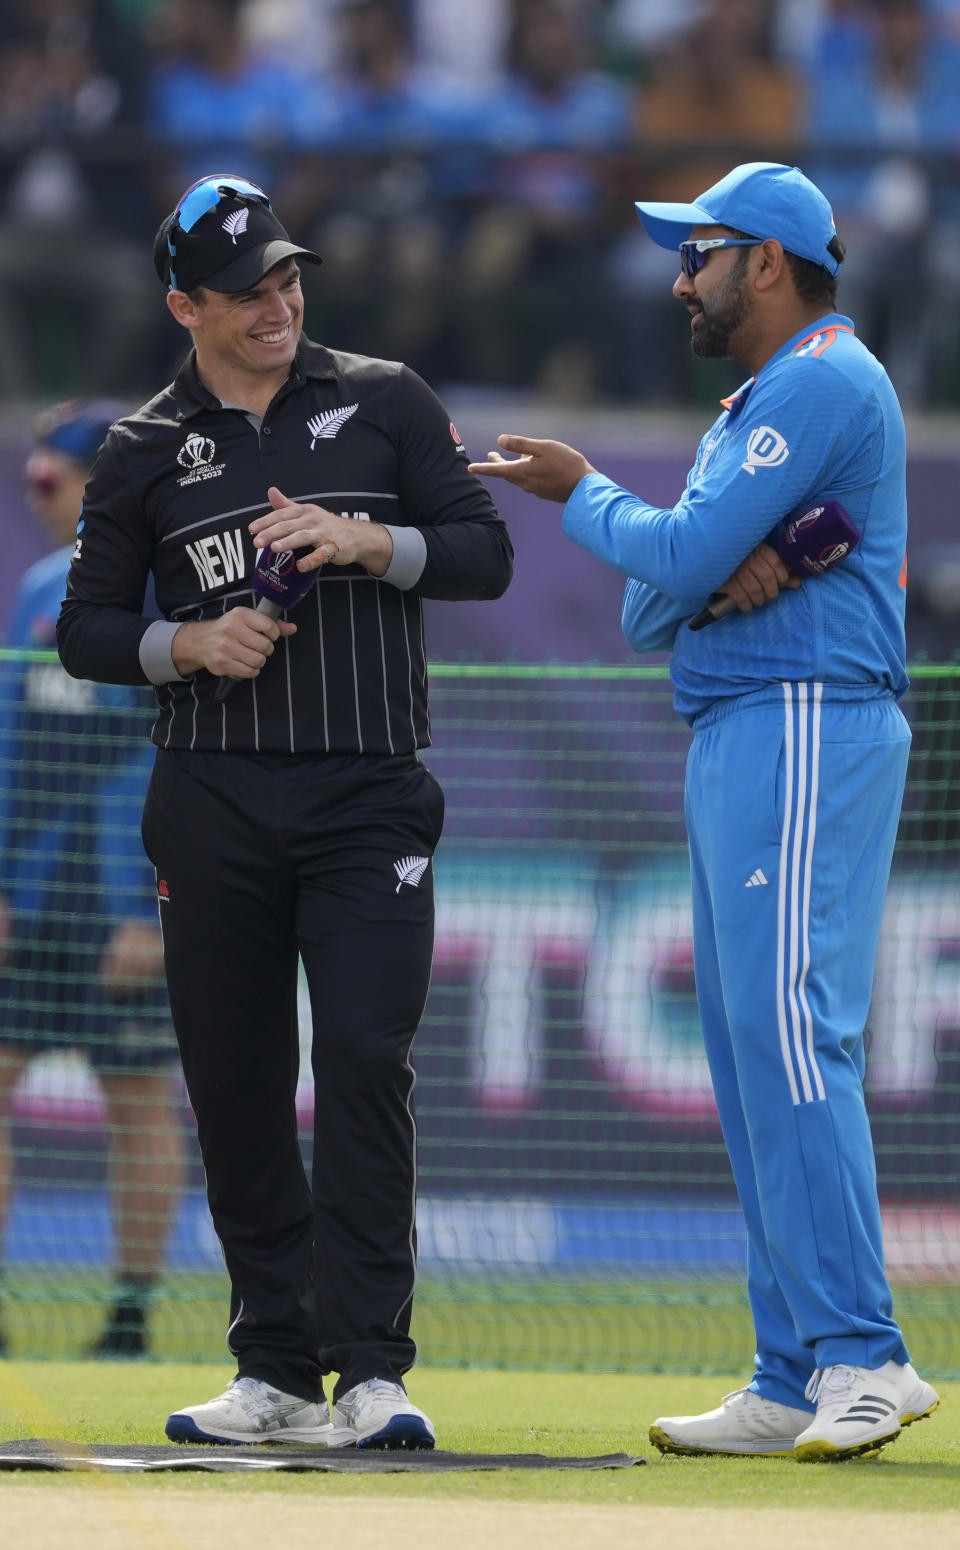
[328,1378,435,1450]
[165,1376,334,1445]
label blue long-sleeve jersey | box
[562,314,908,723]
[0,545,157,919]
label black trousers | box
[141,748,444,1402]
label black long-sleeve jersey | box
[58,339,512,754]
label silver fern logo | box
[307,403,359,449]
[222,208,249,243]
[394,856,429,892]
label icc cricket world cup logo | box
[177,434,216,470]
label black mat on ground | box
[0,1441,646,1473]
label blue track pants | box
[684,684,912,1409]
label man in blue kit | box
[469,162,939,1461]
[0,402,183,1359]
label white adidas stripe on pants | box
[776,681,826,1106]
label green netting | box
[1,651,958,1375]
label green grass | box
[5,1273,960,1379]
[0,1364,956,1510]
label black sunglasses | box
[678,238,761,277]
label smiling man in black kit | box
[57,173,512,1449]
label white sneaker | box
[650,1387,813,1456]
[328,1378,435,1450]
[794,1360,939,1461]
[165,1376,334,1445]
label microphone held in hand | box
[214,545,321,702]
[249,543,324,613]
[687,500,861,631]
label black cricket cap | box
[153,175,322,294]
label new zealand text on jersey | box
[185,528,246,591]
[185,514,373,592]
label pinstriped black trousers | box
[142,747,443,1402]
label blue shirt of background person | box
[0,401,183,1367]
[0,405,158,924]
[803,0,960,221]
[477,1,632,217]
[481,4,632,155]
[145,0,307,192]
[286,0,494,208]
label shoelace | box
[338,1378,406,1416]
[720,1388,752,1407]
[362,1379,406,1399]
[227,1377,295,1421]
[805,1365,858,1405]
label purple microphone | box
[214,544,321,701]
[687,499,860,631]
[249,542,324,614]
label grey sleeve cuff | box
[139,619,190,684]
[379,525,427,590]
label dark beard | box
[690,254,750,359]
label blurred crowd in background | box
[2,0,960,410]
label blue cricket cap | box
[36,400,128,466]
[634,162,842,277]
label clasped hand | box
[249,485,374,572]
[171,486,394,681]
[717,544,800,612]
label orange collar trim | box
[720,387,748,411]
[719,324,855,409]
[789,323,855,358]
